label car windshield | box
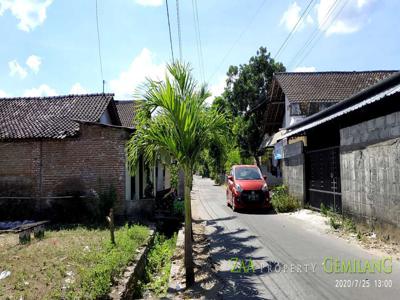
[235,167,262,180]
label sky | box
[0,0,399,100]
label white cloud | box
[8,59,27,79]
[0,0,53,32]
[69,83,88,95]
[135,0,163,7]
[316,0,375,36]
[0,90,9,97]
[23,84,57,97]
[205,75,226,105]
[280,2,313,31]
[110,48,165,99]
[26,55,41,73]
[293,66,317,72]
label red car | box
[226,165,271,212]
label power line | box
[287,0,342,69]
[208,0,267,82]
[165,0,175,62]
[95,0,104,92]
[194,0,205,82]
[274,0,316,60]
[247,0,348,115]
[294,0,349,68]
[191,0,205,82]
[247,1,338,115]
[291,0,341,68]
[176,0,183,61]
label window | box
[309,102,337,115]
[234,167,263,180]
[290,103,302,116]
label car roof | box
[233,165,259,168]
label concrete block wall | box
[282,154,304,203]
[340,111,400,231]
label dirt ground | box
[168,221,224,300]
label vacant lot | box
[0,225,149,299]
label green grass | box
[0,224,149,299]
[140,233,177,297]
[271,185,300,213]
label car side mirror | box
[263,175,267,181]
[227,175,233,181]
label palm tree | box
[127,62,226,286]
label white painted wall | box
[99,109,112,125]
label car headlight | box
[235,184,243,192]
[262,183,268,192]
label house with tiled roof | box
[262,70,397,136]
[259,70,398,185]
[0,94,162,221]
[274,72,400,238]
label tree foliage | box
[223,46,285,165]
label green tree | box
[224,46,285,166]
[127,62,226,286]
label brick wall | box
[0,123,131,217]
[340,111,400,233]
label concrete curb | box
[109,226,156,300]
[167,227,185,296]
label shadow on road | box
[204,217,282,299]
[234,208,277,215]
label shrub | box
[271,185,300,213]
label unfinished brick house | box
[0,94,154,221]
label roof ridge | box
[115,100,135,104]
[0,93,115,101]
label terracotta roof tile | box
[275,71,398,103]
[0,93,114,140]
[115,100,138,128]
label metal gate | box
[305,146,342,213]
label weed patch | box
[140,233,177,297]
[271,185,300,213]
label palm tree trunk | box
[184,166,195,287]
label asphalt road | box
[191,175,400,300]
